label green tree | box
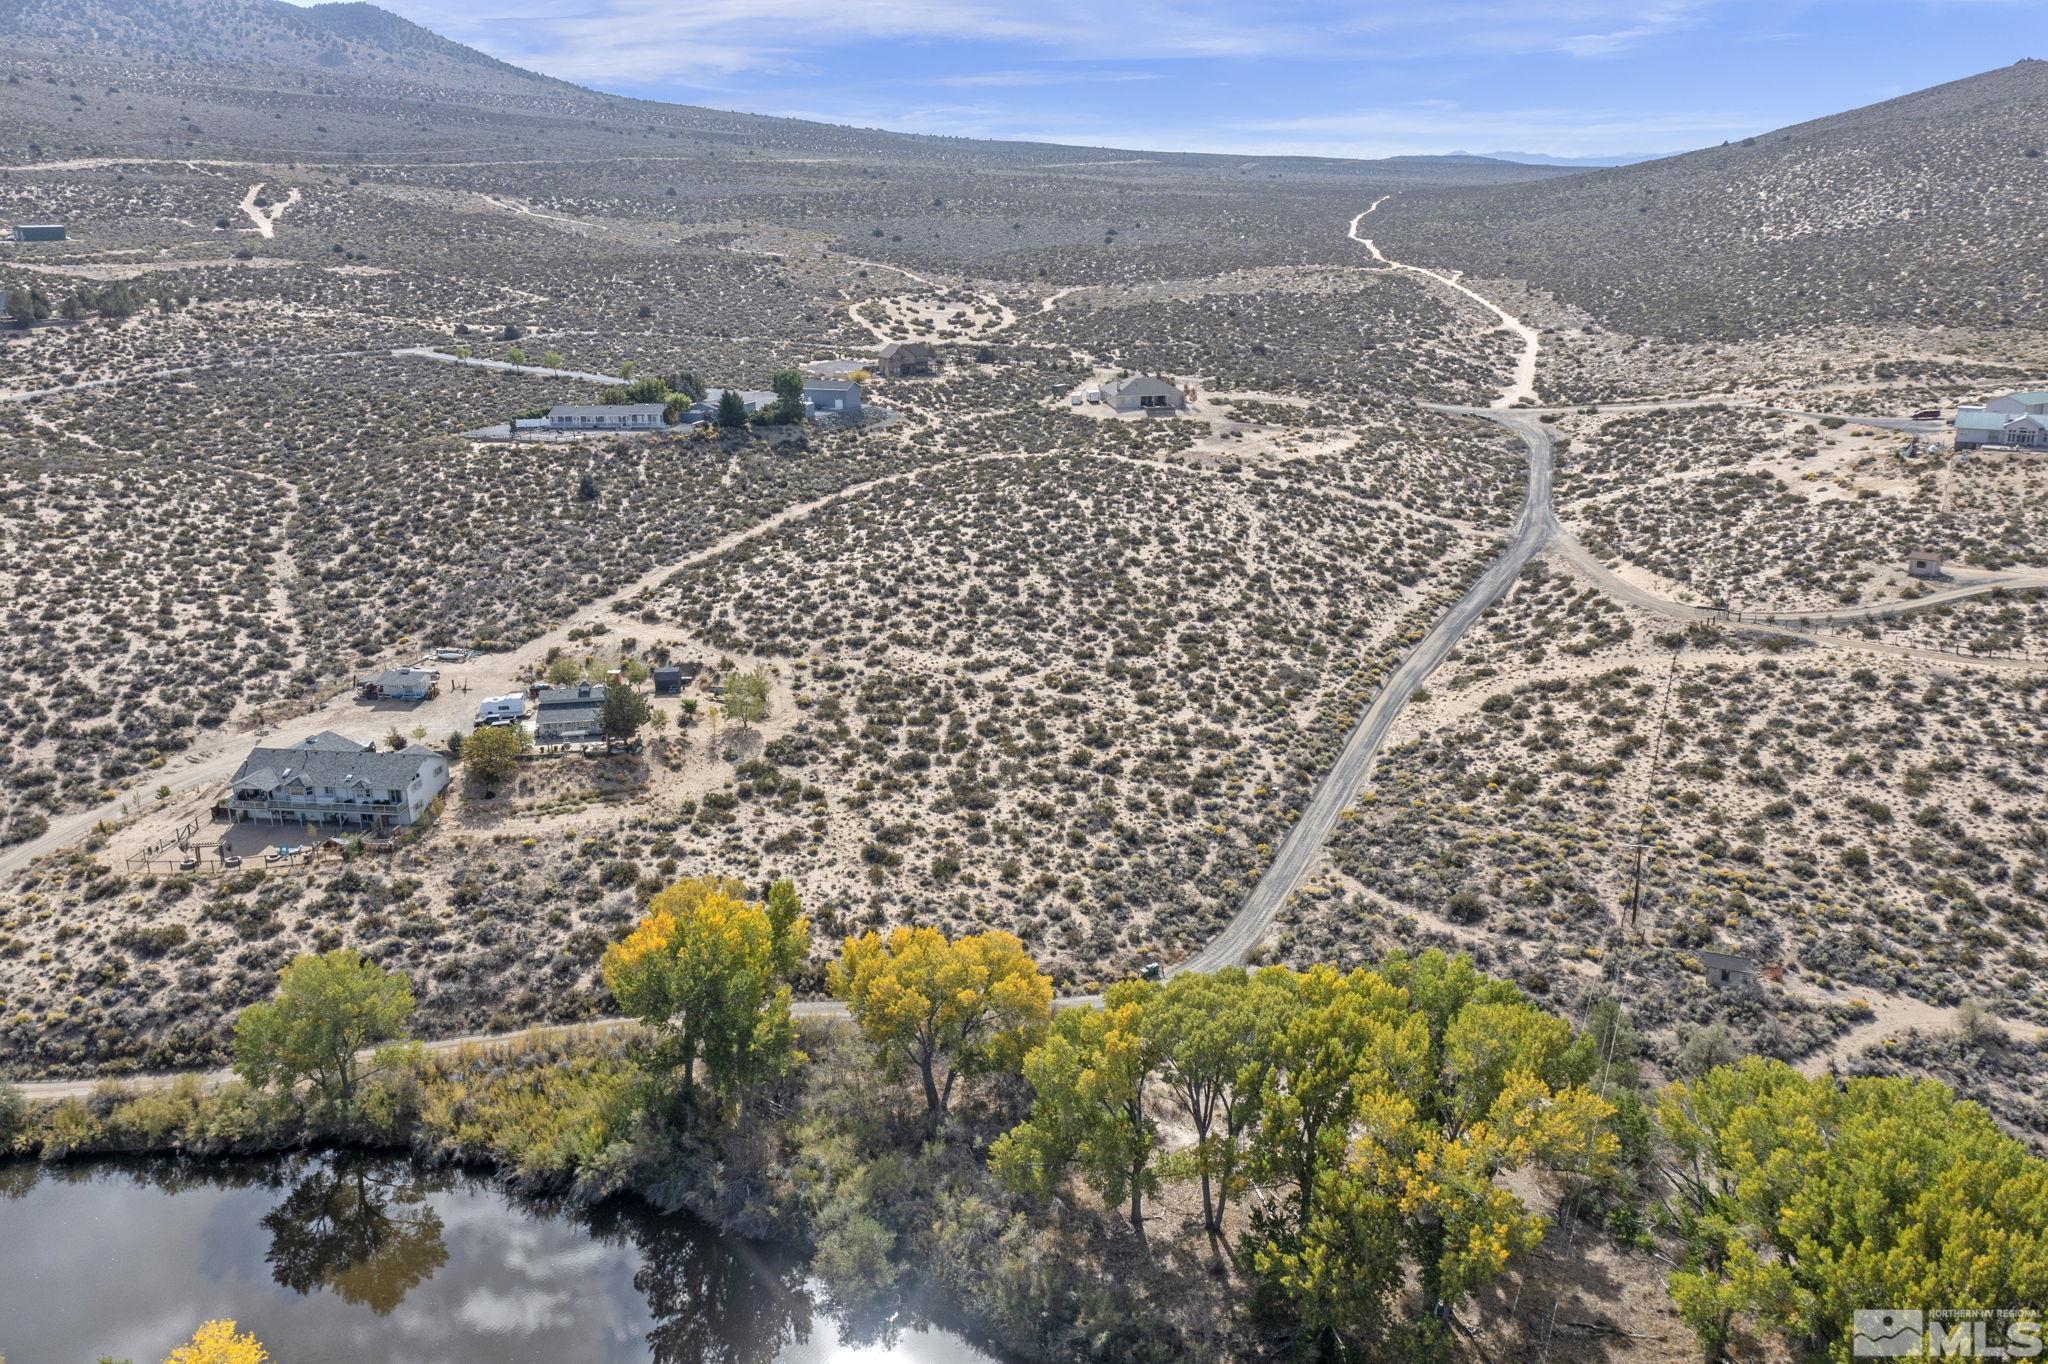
[540,349,563,367]
[715,388,748,428]
[620,375,669,403]
[6,285,50,328]
[993,981,1162,1245]
[545,655,584,686]
[1244,953,1614,1356]
[505,345,527,364]
[462,724,527,784]
[722,670,769,729]
[598,684,650,751]
[233,950,415,1111]
[828,926,1052,1130]
[1143,967,1288,1244]
[662,371,705,401]
[601,877,810,1110]
[1661,1059,2048,1362]
[769,368,806,422]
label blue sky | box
[338,0,2045,159]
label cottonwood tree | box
[1143,967,1290,1246]
[828,926,1051,1131]
[232,950,416,1112]
[993,981,1162,1246]
[462,724,527,783]
[601,877,810,1112]
[163,1319,271,1364]
[1661,1059,2048,1361]
[722,671,769,729]
[1249,953,1614,1357]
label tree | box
[505,345,527,364]
[663,371,705,401]
[828,927,1051,1130]
[162,1320,269,1364]
[771,368,806,421]
[1660,1059,2048,1362]
[598,684,650,751]
[577,471,599,502]
[601,877,810,1110]
[993,981,1162,1245]
[1243,953,1614,1356]
[462,724,527,783]
[541,349,563,367]
[716,388,748,428]
[722,670,769,729]
[1143,967,1288,1244]
[6,285,50,328]
[233,950,415,1112]
[545,655,584,686]
[620,375,668,403]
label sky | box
[318,0,2046,160]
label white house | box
[545,403,667,431]
[1101,375,1187,413]
[227,732,448,829]
[1955,393,2048,449]
[361,667,436,701]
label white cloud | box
[935,69,1163,87]
[356,0,1729,87]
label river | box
[0,1152,995,1364]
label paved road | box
[1179,406,1558,973]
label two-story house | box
[227,732,448,830]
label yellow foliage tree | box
[601,877,809,1108]
[828,926,1051,1129]
[163,1319,269,1364]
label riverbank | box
[0,1022,1245,1362]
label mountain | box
[1463,151,1662,168]
[1374,61,2048,340]
[0,0,574,95]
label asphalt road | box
[1178,406,1558,974]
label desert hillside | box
[1374,60,2048,339]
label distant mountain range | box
[1370,59,2048,338]
[1463,151,1663,168]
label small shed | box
[652,666,685,695]
[1906,549,1943,579]
[1699,949,1757,990]
[13,224,65,243]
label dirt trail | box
[1349,197,1539,409]
[238,183,300,237]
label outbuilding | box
[803,378,863,417]
[1907,549,1943,579]
[12,224,65,243]
[1699,949,1757,990]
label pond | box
[0,1152,997,1364]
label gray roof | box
[370,668,433,689]
[1102,374,1181,401]
[232,732,442,794]
[803,379,861,394]
[1957,407,2044,431]
[536,682,605,707]
[877,340,930,358]
[548,404,666,420]
[2006,390,2048,405]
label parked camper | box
[475,694,528,726]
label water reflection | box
[262,1156,451,1314]
[0,1154,994,1364]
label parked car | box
[1912,409,1940,421]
